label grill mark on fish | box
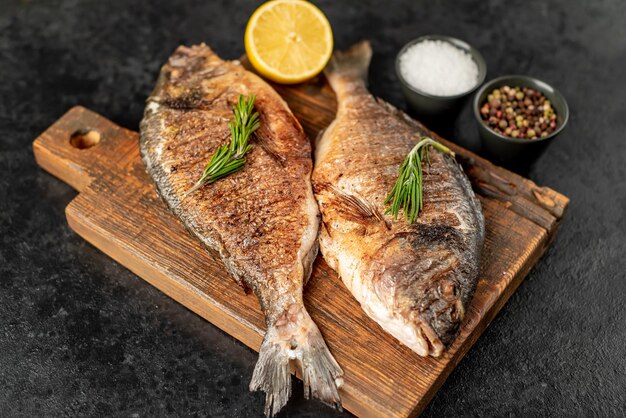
[139,44,342,417]
[152,87,230,112]
[313,41,485,357]
[157,88,207,110]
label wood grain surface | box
[32,75,568,417]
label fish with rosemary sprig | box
[139,44,342,417]
[313,41,485,357]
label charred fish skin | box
[313,41,485,357]
[139,44,342,417]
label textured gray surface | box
[1,0,625,416]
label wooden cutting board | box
[32,75,568,417]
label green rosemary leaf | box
[185,94,260,197]
[384,136,454,223]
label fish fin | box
[314,126,327,149]
[255,124,287,167]
[375,97,444,142]
[324,40,372,92]
[302,238,319,287]
[325,185,389,228]
[250,305,343,417]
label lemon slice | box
[245,0,333,84]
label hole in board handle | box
[70,129,101,149]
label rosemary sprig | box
[384,137,454,223]
[185,94,260,196]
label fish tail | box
[250,304,343,417]
[324,40,372,94]
[249,328,292,417]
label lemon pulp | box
[245,0,333,84]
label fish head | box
[370,230,470,357]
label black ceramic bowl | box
[395,35,487,117]
[473,75,569,164]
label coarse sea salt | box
[399,40,479,96]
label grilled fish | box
[139,44,342,416]
[313,42,485,357]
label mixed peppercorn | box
[480,86,557,140]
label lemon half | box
[245,0,334,84]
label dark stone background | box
[1,0,625,416]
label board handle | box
[33,106,139,192]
